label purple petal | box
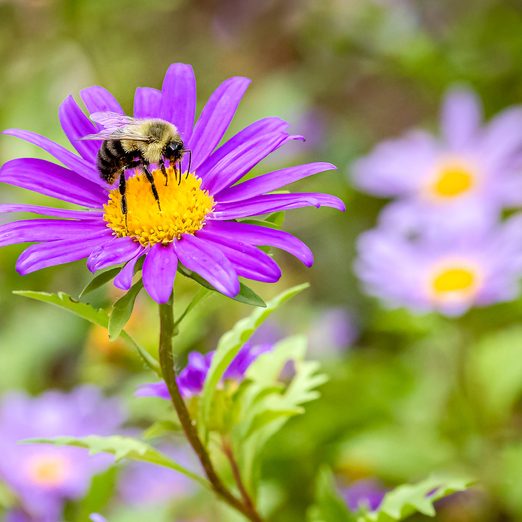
[0,158,107,207]
[160,63,196,142]
[441,87,482,149]
[59,96,100,162]
[188,77,251,170]
[197,229,281,282]
[203,133,297,195]
[196,117,288,181]
[134,87,162,118]
[87,237,143,272]
[204,220,314,267]
[173,234,239,297]
[0,219,107,247]
[135,381,170,400]
[80,86,124,115]
[0,204,103,220]
[114,253,143,290]
[480,107,522,169]
[217,162,337,202]
[16,231,113,274]
[213,192,346,219]
[142,243,178,304]
[2,129,103,186]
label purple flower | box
[0,387,125,522]
[0,63,344,304]
[307,307,358,359]
[117,444,194,506]
[341,479,386,512]
[355,215,522,316]
[352,87,522,230]
[138,341,272,400]
[89,516,107,522]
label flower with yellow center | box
[103,167,214,247]
[25,453,71,488]
[427,159,477,200]
[429,262,481,303]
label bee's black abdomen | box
[97,140,126,184]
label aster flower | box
[354,215,522,316]
[0,387,124,522]
[352,87,522,229]
[138,341,272,400]
[0,63,344,304]
[117,443,194,506]
[341,479,386,512]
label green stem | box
[158,299,262,521]
[223,438,262,522]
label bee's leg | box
[185,149,192,180]
[159,158,168,186]
[118,171,128,231]
[176,161,182,185]
[142,163,162,212]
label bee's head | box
[164,140,184,162]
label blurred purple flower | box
[137,341,273,400]
[0,387,125,522]
[355,215,522,316]
[341,479,386,512]
[117,444,194,505]
[308,307,358,358]
[89,516,107,522]
[1,63,343,305]
[352,87,522,229]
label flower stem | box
[223,438,262,521]
[158,300,262,522]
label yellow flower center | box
[429,161,476,199]
[25,453,71,488]
[104,167,214,247]
[430,265,479,299]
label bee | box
[81,112,191,220]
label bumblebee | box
[82,112,191,218]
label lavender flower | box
[0,387,124,522]
[352,87,522,230]
[0,63,344,304]
[138,341,272,400]
[355,215,522,316]
[341,479,386,512]
[308,307,358,358]
[117,444,194,506]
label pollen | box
[104,167,214,247]
[25,453,71,488]
[431,265,478,298]
[429,161,476,199]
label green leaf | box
[14,290,160,376]
[363,475,473,522]
[233,336,327,490]
[79,267,121,298]
[143,419,182,440]
[24,435,208,487]
[108,280,143,340]
[198,284,309,441]
[307,468,356,522]
[13,290,109,327]
[179,267,266,307]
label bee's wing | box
[89,111,137,128]
[79,112,150,142]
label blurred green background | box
[2,0,522,521]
